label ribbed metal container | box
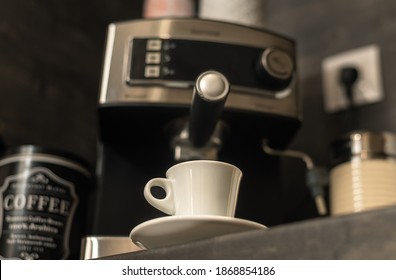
[330,131,396,215]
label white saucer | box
[130,215,266,249]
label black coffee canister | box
[0,145,92,259]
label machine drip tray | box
[80,236,142,259]
[100,206,396,259]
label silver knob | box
[195,71,230,101]
[260,48,294,80]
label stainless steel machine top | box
[100,18,300,120]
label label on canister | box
[0,149,91,260]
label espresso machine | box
[92,18,306,236]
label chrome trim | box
[99,18,300,119]
[100,24,116,104]
[127,78,294,99]
[331,130,396,165]
[80,236,142,259]
[350,131,396,159]
[128,78,193,88]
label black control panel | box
[128,38,293,92]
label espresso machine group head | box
[94,18,302,234]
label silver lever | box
[170,71,230,161]
[188,71,230,147]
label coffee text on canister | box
[3,194,71,215]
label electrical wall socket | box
[321,45,384,113]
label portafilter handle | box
[188,71,230,147]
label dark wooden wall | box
[0,0,143,167]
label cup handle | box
[144,178,175,215]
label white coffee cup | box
[144,160,242,216]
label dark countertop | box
[101,206,396,259]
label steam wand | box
[262,140,328,216]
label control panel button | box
[256,48,294,90]
[261,48,293,80]
[144,66,161,78]
[145,52,161,64]
[146,39,162,51]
